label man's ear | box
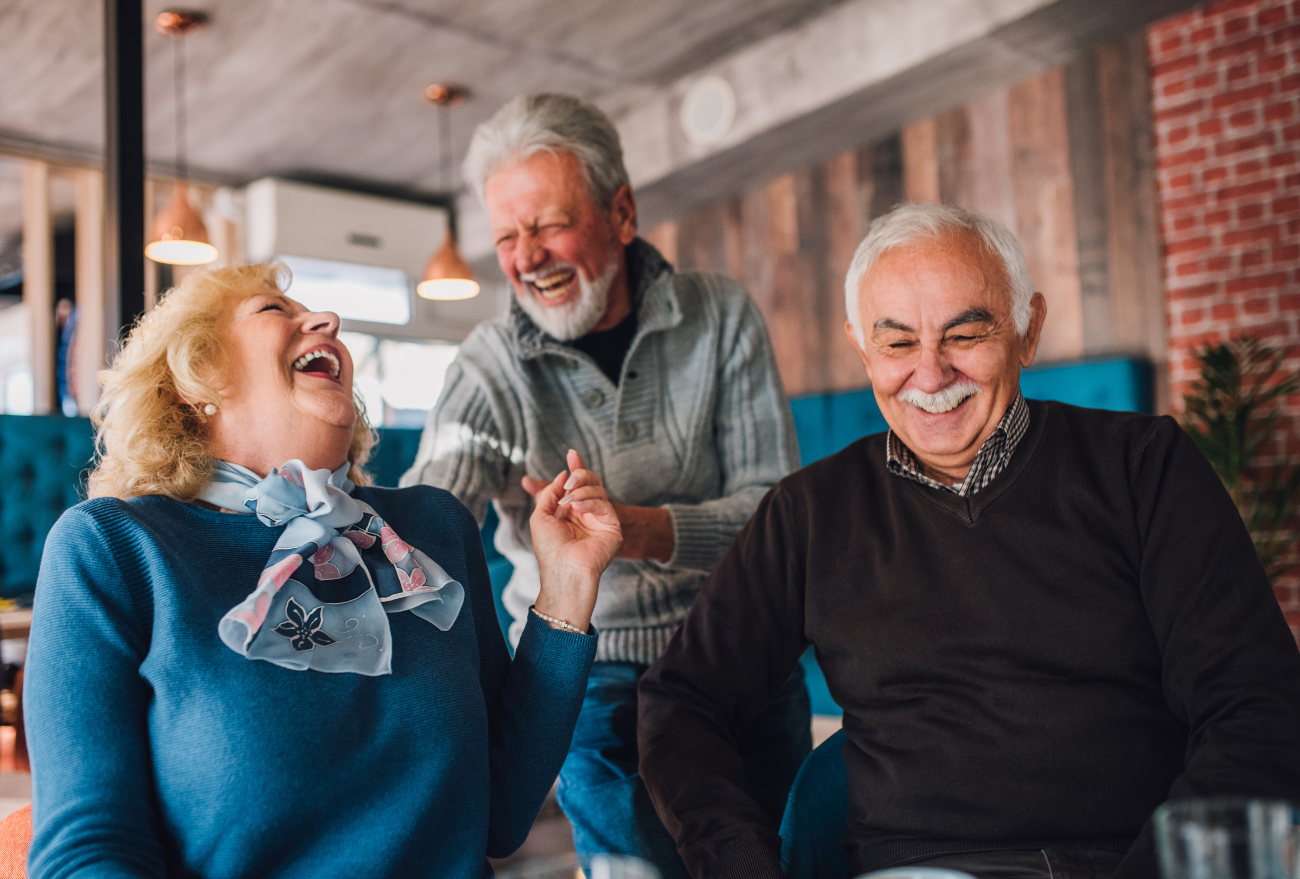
[1019,292,1047,368]
[844,320,874,384]
[610,184,637,246]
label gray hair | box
[844,203,1034,347]
[462,93,630,211]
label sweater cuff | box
[699,835,784,879]
[515,609,598,672]
[662,503,731,572]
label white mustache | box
[898,381,982,414]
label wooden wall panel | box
[22,160,55,415]
[901,119,940,205]
[824,150,871,388]
[935,107,975,208]
[1007,67,1085,362]
[966,90,1019,232]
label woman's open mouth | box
[292,347,341,383]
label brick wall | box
[1149,0,1300,636]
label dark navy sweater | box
[640,401,1300,879]
[24,484,597,878]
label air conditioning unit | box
[244,177,497,342]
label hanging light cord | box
[173,33,188,182]
[438,104,452,195]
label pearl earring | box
[204,404,217,416]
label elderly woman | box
[23,263,621,878]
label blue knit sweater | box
[24,484,597,879]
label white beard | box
[898,380,982,414]
[517,258,619,341]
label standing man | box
[638,203,1300,879]
[402,93,810,878]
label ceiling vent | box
[680,75,737,147]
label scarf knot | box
[204,459,464,676]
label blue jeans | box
[556,661,812,879]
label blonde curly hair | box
[88,263,373,501]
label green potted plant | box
[1180,336,1300,581]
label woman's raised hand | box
[529,449,622,634]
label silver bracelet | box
[531,606,585,634]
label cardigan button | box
[617,422,638,442]
[581,389,605,409]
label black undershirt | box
[568,311,638,385]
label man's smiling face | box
[485,150,634,340]
[846,232,1046,483]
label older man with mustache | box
[637,202,1300,879]
[403,94,810,878]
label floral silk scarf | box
[203,459,464,676]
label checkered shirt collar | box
[886,391,1030,497]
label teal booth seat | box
[3,355,1153,675]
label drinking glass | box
[1155,799,1299,879]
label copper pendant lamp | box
[417,83,479,301]
[146,10,217,266]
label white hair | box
[463,93,630,210]
[844,203,1034,347]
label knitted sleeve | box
[663,288,801,572]
[400,344,513,526]
[25,505,166,879]
[1112,417,1300,879]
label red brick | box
[1243,250,1268,268]
[1208,255,1234,271]
[1205,166,1231,182]
[1273,23,1300,45]
[1285,122,1300,141]
[1280,292,1300,309]
[1261,6,1290,26]
[1241,202,1267,219]
[1227,271,1290,293]
[1206,1,1258,19]
[1275,195,1300,212]
[1212,83,1276,108]
[1271,150,1299,167]
[1164,79,1191,98]
[1155,98,1204,121]
[1162,146,1210,169]
[1166,192,1212,211]
[1213,303,1240,320]
[1225,225,1283,245]
[1192,25,1220,44]
[1282,73,1300,91]
[1275,243,1300,260]
[1286,172,1300,186]
[1213,34,1268,60]
[1207,208,1233,224]
[1228,61,1254,81]
[1245,293,1275,312]
[1225,15,1252,35]
[1176,260,1204,277]
[1238,159,1266,174]
[1182,307,1207,324]
[1261,52,1288,73]
[1160,35,1186,53]
[1216,179,1279,198]
[1171,281,1220,301]
[1154,53,1203,77]
[1199,118,1226,136]
[1219,132,1277,156]
[1172,173,1197,190]
[1168,126,1192,144]
[1229,109,1259,127]
[1174,216,1198,232]
[1266,100,1295,120]
[1169,235,1216,254]
[1195,71,1224,89]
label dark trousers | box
[556,661,812,879]
[905,847,1127,879]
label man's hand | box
[523,468,674,564]
[529,450,622,633]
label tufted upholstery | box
[0,416,95,600]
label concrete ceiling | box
[1,0,1199,273]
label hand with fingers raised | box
[528,449,622,634]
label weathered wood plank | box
[935,106,974,209]
[1006,67,1084,362]
[901,119,939,205]
[966,88,1018,232]
[824,149,870,389]
[23,160,56,415]
[74,168,105,415]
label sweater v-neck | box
[896,399,1048,526]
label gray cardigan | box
[401,240,799,664]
